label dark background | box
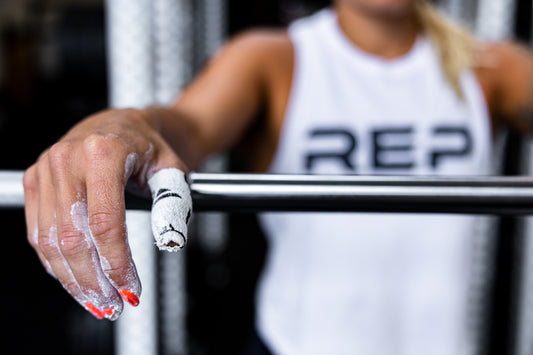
[0,0,531,354]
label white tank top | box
[256,9,492,355]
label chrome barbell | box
[2,170,533,214]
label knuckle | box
[82,133,118,161]
[22,166,37,192]
[102,260,139,293]
[89,210,119,242]
[48,141,74,172]
[63,279,81,295]
[38,230,59,257]
[102,262,130,281]
[26,230,38,248]
[110,108,144,125]
[58,224,87,258]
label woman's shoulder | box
[224,28,294,87]
[473,40,533,95]
[474,40,532,70]
[223,28,292,59]
[473,40,533,131]
[213,28,293,80]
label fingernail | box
[85,302,118,320]
[120,290,140,307]
[103,307,116,317]
[85,302,104,319]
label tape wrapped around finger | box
[147,168,192,252]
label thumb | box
[147,168,193,252]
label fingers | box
[24,138,142,320]
[85,137,141,307]
[23,166,55,277]
[22,109,190,320]
[50,138,129,319]
[63,195,124,319]
[42,147,123,320]
[32,158,88,312]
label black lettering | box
[305,128,356,171]
[372,127,414,169]
[430,126,472,168]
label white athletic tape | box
[147,168,192,252]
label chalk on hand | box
[147,168,192,252]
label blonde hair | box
[414,1,476,98]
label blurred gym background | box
[0,0,532,354]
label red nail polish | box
[120,290,140,307]
[85,302,104,319]
[103,307,115,317]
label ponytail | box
[415,1,475,98]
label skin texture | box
[23,0,533,318]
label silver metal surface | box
[518,12,533,351]
[189,173,533,214]
[152,1,193,354]
[0,171,24,208]
[476,0,516,40]
[105,0,157,354]
[4,170,533,214]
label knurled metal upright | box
[476,0,517,40]
[153,0,193,105]
[194,0,229,256]
[516,4,533,353]
[517,219,533,355]
[105,1,157,355]
[477,1,532,355]
[105,0,155,108]
[152,1,193,354]
[475,2,521,355]
[438,2,509,354]
[202,0,227,58]
[438,0,478,30]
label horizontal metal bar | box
[3,170,533,214]
[189,173,533,214]
[0,171,25,208]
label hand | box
[23,108,187,320]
